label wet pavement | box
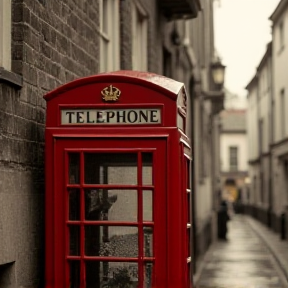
[195,215,288,288]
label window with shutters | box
[99,0,120,72]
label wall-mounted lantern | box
[211,59,226,88]
[203,58,226,114]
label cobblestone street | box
[195,215,288,288]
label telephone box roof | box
[44,70,184,101]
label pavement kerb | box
[245,215,288,283]
[193,242,216,285]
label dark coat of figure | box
[217,200,230,240]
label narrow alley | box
[195,215,288,288]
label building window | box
[132,1,148,71]
[279,20,285,52]
[280,88,286,138]
[99,0,120,72]
[229,146,238,171]
[0,0,11,70]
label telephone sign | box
[61,108,161,125]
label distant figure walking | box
[217,200,230,240]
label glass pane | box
[142,153,153,185]
[69,153,80,184]
[144,227,153,257]
[85,226,138,257]
[69,189,80,220]
[107,166,137,185]
[69,226,80,256]
[69,261,80,288]
[86,261,138,288]
[85,189,137,221]
[144,262,153,288]
[84,153,137,185]
[143,190,153,221]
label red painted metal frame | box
[54,139,166,288]
[44,71,192,288]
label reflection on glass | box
[143,190,153,221]
[69,153,80,184]
[69,261,80,288]
[144,262,153,288]
[85,189,137,221]
[84,153,137,184]
[69,189,80,220]
[85,226,138,257]
[144,227,153,257]
[69,226,80,256]
[142,153,153,185]
[107,166,137,185]
[86,261,138,288]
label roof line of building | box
[269,0,288,22]
[245,42,272,91]
[257,42,272,71]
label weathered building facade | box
[246,0,288,239]
[246,42,273,226]
[188,0,225,257]
[270,0,288,236]
[0,0,224,286]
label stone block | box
[22,63,38,86]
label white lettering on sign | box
[61,109,161,125]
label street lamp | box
[211,60,226,88]
[203,59,225,100]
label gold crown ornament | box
[101,85,121,102]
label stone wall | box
[1,0,100,286]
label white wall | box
[273,8,288,142]
[247,86,259,161]
[258,64,271,153]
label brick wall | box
[0,1,100,287]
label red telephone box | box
[44,71,193,288]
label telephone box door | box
[52,138,167,288]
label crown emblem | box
[101,85,121,102]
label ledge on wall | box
[0,67,22,89]
[160,0,202,19]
